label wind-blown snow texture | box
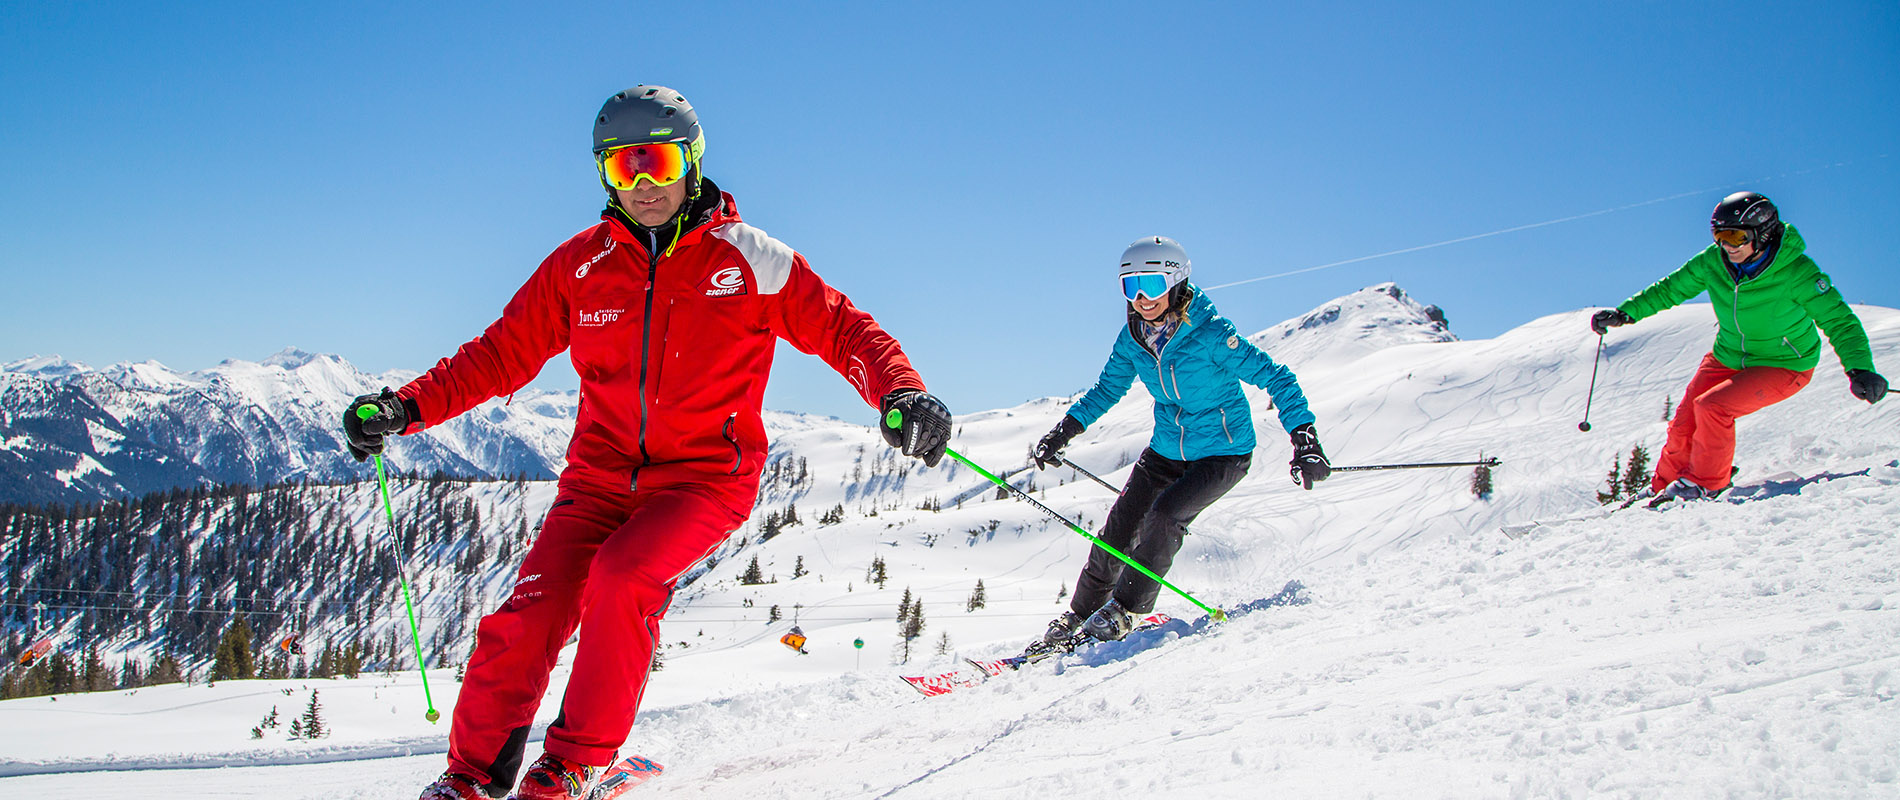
[3,284,1897,798]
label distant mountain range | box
[0,283,1456,506]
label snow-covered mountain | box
[4,286,1897,797]
[0,348,583,505]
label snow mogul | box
[342,86,952,800]
[1591,191,1887,504]
[1029,236,1327,644]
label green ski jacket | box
[1616,224,1874,373]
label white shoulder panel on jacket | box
[710,222,796,295]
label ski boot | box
[419,771,502,800]
[510,753,598,800]
[1647,478,1712,508]
[1083,599,1136,641]
[1041,610,1084,644]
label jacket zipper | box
[633,229,661,487]
[722,413,742,475]
[1219,408,1233,444]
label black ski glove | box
[343,387,412,462]
[1033,415,1085,470]
[880,390,952,467]
[1289,423,1330,490]
[1848,369,1888,404]
[1590,309,1633,335]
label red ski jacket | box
[397,186,925,510]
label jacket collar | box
[601,177,739,252]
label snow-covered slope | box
[3,289,1897,797]
[0,348,586,504]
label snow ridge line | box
[0,722,551,778]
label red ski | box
[587,755,664,799]
[898,613,1172,697]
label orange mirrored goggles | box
[1712,228,1751,247]
[596,142,692,191]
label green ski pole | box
[885,410,1225,621]
[358,405,441,723]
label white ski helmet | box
[1118,236,1191,301]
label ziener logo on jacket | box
[702,266,748,297]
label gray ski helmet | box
[592,86,706,194]
[1711,191,1780,248]
[1119,236,1191,287]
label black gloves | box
[880,390,952,467]
[1289,423,1330,490]
[1033,415,1085,470]
[1848,369,1888,404]
[343,387,411,462]
[1590,309,1634,335]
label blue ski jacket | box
[1067,285,1315,461]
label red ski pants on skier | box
[1652,353,1812,493]
[448,485,744,788]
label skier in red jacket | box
[342,86,952,800]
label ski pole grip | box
[356,404,378,421]
[884,408,903,430]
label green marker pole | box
[358,405,441,723]
[885,409,1225,622]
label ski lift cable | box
[1203,157,1885,291]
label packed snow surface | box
[3,294,1897,798]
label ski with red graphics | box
[586,755,665,799]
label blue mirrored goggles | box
[1121,272,1172,302]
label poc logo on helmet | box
[703,266,748,297]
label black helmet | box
[592,86,706,197]
[1710,191,1781,249]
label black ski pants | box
[1070,448,1250,616]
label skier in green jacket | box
[1592,192,1887,504]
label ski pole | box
[357,405,441,724]
[1330,458,1500,473]
[1579,333,1604,432]
[886,410,1225,621]
[1055,456,1122,495]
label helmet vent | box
[642,88,659,97]
[663,108,676,117]
[598,113,610,124]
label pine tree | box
[872,556,888,589]
[1597,455,1625,505]
[1663,396,1675,422]
[211,617,255,681]
[741,554,766,585]
[966,580,987,612]
[898,595,926,664]
[792,555,807,579]
[935,631,953,656]
[300,690,326,739]
[1622,445,1652,498]
[1470,457,1494,500]
[768,604,782,624]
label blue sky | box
[3,2,1897,425]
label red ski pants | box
[448,485,744,787]
[1652,353,1812,493]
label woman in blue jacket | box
[1032,236,1329,642]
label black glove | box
[1033,415,1085,470]
[880,390,952,467]
[343,387,411,462]
[1848,369,1888,404]
[1590,309,1634,335]
[1289,423,1329,490]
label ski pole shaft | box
[885,411,1224,621]
[1330,458,1500,472]
[1579,333,1603,432]
[1055,456,1122,494]
[359,406,440,723]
